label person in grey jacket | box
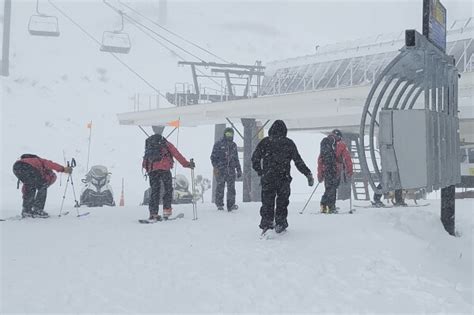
[210,127,242,211]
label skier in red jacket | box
[142,133,194,221]
[13,154,73,218]
[317,129,353,213]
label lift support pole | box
[1,0,12,77]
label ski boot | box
[148,213,162,222]
[274,220,288,234]
[320,204,328,214]
[327,206,338,214]
[393,200,408,207]
[163,208,172,219]
[227,204,238,212]
[21,208,34,218]
[32,209,49,218]
[372,200,385,208]
[217,205,225,211]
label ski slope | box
[1,199,472,313]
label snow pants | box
[13,161,48,211]
[215,171,236,210]
[321,179,340,210]
[149,169,173,214]
[259,177,290,229]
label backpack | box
[320,136,337,180]
[21,153,39,159]
[143,134,167,172]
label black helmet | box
[332,129,342,140]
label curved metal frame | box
[359,31,460,194]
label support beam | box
[242,118,260,202]
[190,64,200,97]
[441,185,456,236]
[2,0,12,77]
[211,124,227,204]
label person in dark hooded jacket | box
[210,127,242,211]
[252,120,314,233]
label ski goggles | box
[224,131,234,137]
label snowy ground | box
[1,199,472,313]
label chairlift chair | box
[28,0,60,37]
[100,10,131,54]
[100,31,131,54]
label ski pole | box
[299,182,320,214]
[190,159,198,220]
[349,178,354,214]
[59,169,71,217]
[67,158,82,216]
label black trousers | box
[215,171,236,209]
[149,169,173,214]
[321,179,339,210]
[259,178,291,229]
[13,161,48,211]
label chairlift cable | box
[48,0,165,98]
[118,0,230,63]
[103,0,204,63]
[124,15,222,88]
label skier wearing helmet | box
[317,129,353,213]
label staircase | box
[347,137,371,201]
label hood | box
[268,120,287,137]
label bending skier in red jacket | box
[13,154,73,218]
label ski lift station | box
[118,3,473,235]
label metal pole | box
[299,182,320,214]
[2,0,12,76]
[441,185,455,236]
[86,121,92,172]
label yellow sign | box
[432,0,446,25]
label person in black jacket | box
[210,127,242,211]
[252,120,314,233]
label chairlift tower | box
[169,61,265,203]
[1,0,11,76]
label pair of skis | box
[354,202,431,209]
[138,213,184,224]
[1,211,90,221]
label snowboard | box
[138,213,184,224]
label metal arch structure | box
[359,29,460,196]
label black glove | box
[236,169,242,179]
[307,174,314,187]
[188,160,195,169]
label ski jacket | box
[20,157,65,186]
[252,120,312,181]
[210,138,241,175]
[142,141,190,173]
[317,135,353,183]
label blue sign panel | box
[423,0,447,52]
